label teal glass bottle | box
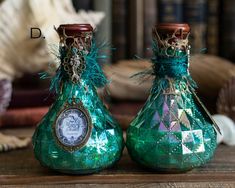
[126,23,219,172]
[32,24,123,174]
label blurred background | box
[0,0,235,149]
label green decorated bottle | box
[126,23,219,172]
[32,24,123,174]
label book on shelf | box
[143,0,157,58]
[127,0,144,58]
[207,0,219,55]
[183,0,207,53]
[219,0,235,63]
[0,107,48,127]
[112,0,127,63]
[158,0,183,23]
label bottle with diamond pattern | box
[126,23,219,172]
[32,24,124,174]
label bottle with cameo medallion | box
[32,24,123,174]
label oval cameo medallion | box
[55,108,91,150]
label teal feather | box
[83,40,109,88]
[40,38,109,94]
[132,40,197,95]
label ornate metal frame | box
[53,100,92,152]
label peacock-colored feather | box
[83,40,109,88]
[132,40,197,95]
[40,38,109,94]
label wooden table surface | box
[0,128,235,187]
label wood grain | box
[0,144,235,186]
[0,127,234,187]
[2,183,235,188]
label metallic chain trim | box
[58,27,93,83]
[152,28,190,57]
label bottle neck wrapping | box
[153,55,189,78]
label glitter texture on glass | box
[126,23,218,172]
[32,24,124,174]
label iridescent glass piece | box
[126,23,218,172]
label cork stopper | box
[152,23,190,55]
[155,23,190,39]
[57,24,93,47]
[57,24,93,37]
